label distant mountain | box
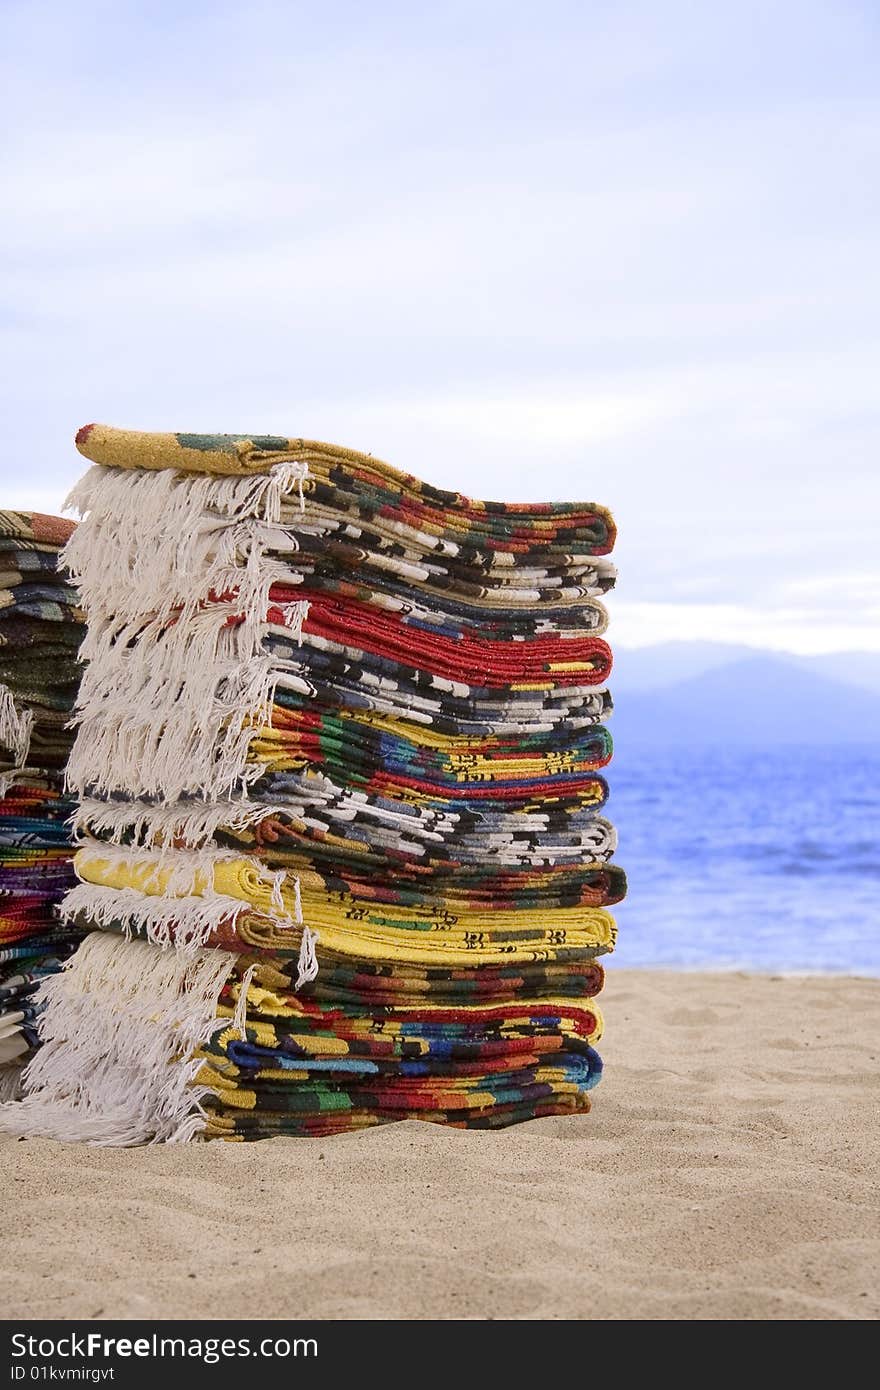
[610,654,880,746]
[613,642,880,697]
[790,650,880,696]
[612,642,757,691]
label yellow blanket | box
[73,848,617,967]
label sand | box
[1,969,877,1321]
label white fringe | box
[59,884,249,954]
[0,683,34,771]
[63,462,308,619]
[61,460,310,807]
[67,611,308,806]
[71,795,295,849]
[0,932,237,1146]
[59,884,318,982]
[295,925,320,989]
[232,963,257,1040]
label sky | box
[2,0,879,653]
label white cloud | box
[612,601,880,654]
[1,0,879,658]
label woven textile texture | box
[0,513,84,1089]
[0,426,623,1142]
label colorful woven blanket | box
[0,514,83,1092]
[0,425,623,1142]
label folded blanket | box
[65,843,618,966]
[0,511,75,551]
[281,587,613,687]
[72,424,615,548]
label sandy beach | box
[1,968,877,1321]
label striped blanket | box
[0,425,623,1141]
[0,515,83,1081]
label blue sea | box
[609,745,880,974]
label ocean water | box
[609,744,880,974]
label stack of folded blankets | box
[0,425,624,1143]
[0,511,84,1094]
